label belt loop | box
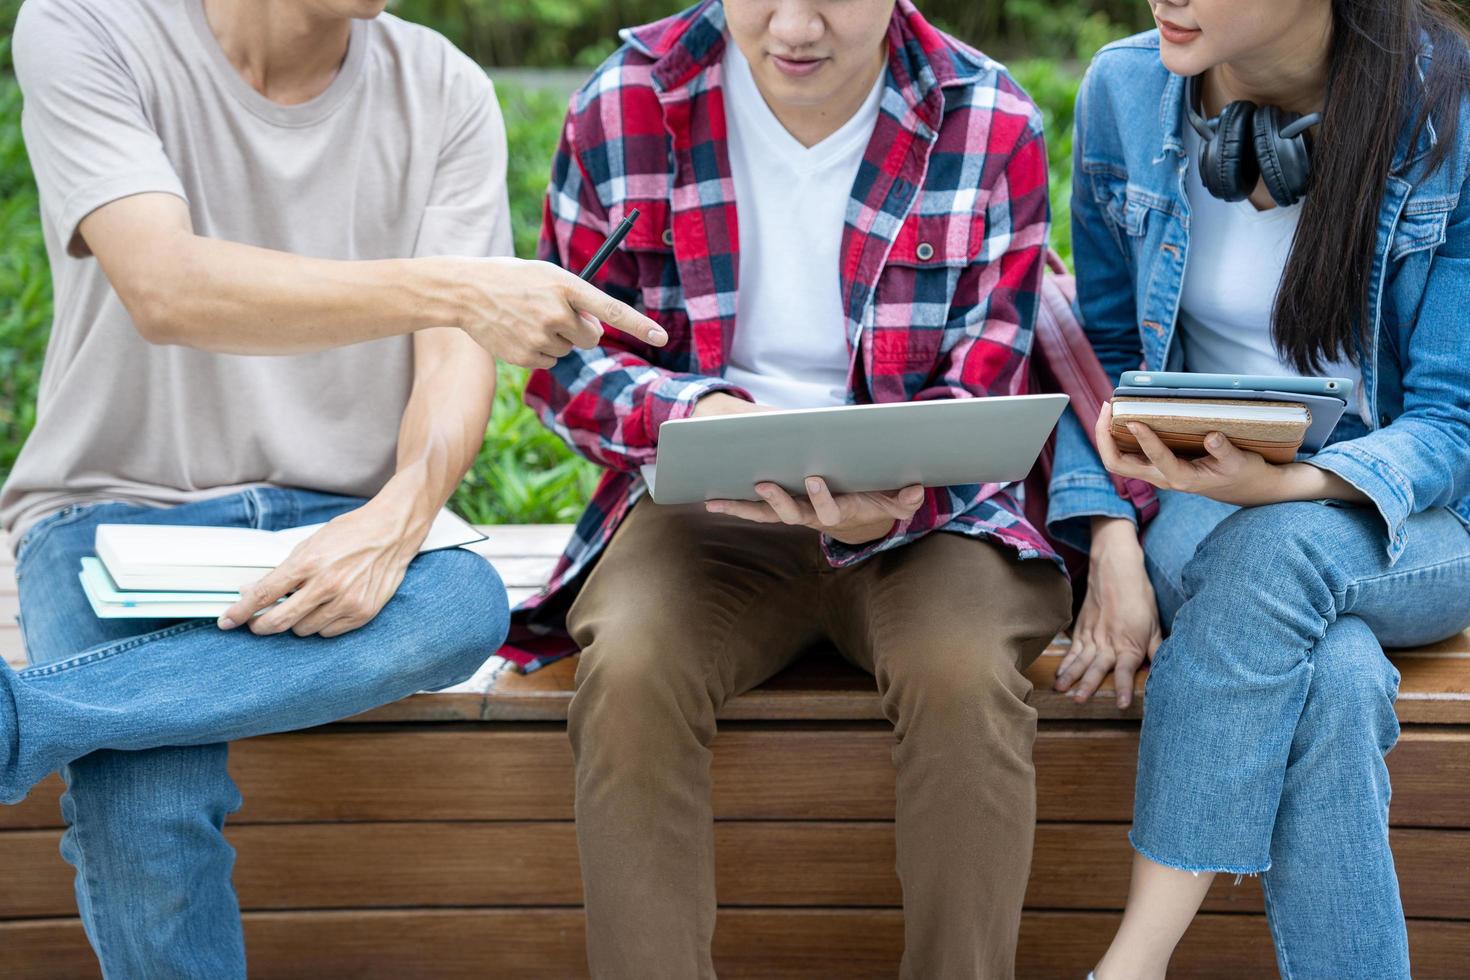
[243,487,263,529]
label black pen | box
[578,208,641,280]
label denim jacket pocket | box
[1390,205,1450,262]
[1094,181,1153,240]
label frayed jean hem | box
[1128,829,1270,878]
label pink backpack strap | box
[1032,250,1159,524]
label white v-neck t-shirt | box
[1179,126,1361,413]
[720,41,885,409]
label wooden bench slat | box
[6,726,1467,831]
[7,639,1470,724]
[6,909,1469,980]
[5,820,1466,921]
[480,646,1470,724]
[464,524,574,559]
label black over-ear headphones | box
[1185,74,1323,207]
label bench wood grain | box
[5,821,1468,920]
[5,910,1470,980]
[5,725,1467,831]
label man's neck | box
[202,0,353,105]
[1206,7,1333,118]
[761,44,887,149]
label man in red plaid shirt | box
[514,1,1071,974]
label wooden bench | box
[3,526,1469,978]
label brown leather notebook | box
[1110,396,1312,465]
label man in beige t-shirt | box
[0,0,664,974]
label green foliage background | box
[0,0,1142,523]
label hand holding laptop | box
[692,393,925,545]
[708,478,927,546]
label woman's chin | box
[1158,45,1214,80]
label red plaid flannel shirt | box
[500,0,1060,671]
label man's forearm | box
[79,192,470,354]
[140,234,468,355]
[372,329,497,544]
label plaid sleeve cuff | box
[643,374,753,445]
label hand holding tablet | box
[1109,369,1354,462]
[1096,370,1360,508]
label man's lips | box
[1156,17,1202,44]
[771,54,827,77]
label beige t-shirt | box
[1,0,512,543]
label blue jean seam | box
[1260,871,1295,980]
[1344,551,1470,593]
[18,621,216,679]
[1140,548,1186,630]
[61,773,113,970]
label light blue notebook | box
[79,557,241,619]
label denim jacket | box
[1047,31,1470,563]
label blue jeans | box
[1,487,509,979]
[1136,488,1470,979]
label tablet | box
[1120,369,1354,402]
[640,394,1069,506]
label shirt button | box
[915,242,935,261]
[661,228,674,247]
[1380,413,1391,427]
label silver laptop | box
[641,394,1069,505]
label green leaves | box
[0,74,49,477]
[451,363,600,524]
[500,83,569,261]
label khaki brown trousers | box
[566,500,1072,980]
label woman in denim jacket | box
[1045,1,1470,976]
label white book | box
[94,508,486,593]
[1111,400,1310,424]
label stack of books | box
[79,509,485,619]
[1109,397,1314,464]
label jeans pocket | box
[14,504,98,570]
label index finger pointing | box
[568,280,668,347]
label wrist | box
[832,517,897,547]
[692,392,752,418]
[1277,462,1328,502]
[407,256,477,333]
[373,469,441,544]
[1090,516,1141,554]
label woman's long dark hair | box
[1273,0,1469,373]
